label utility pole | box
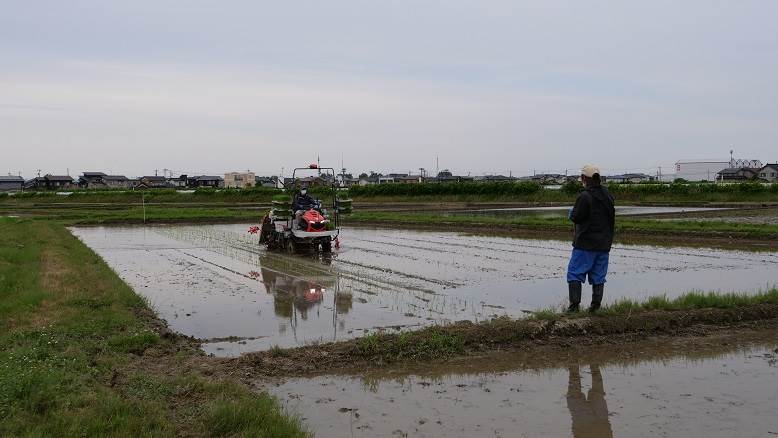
[154,169,158,176]
[37,169,41,177]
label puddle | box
[444,206,724,218]
[70,224,778,356]
[270,330,778,437]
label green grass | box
[355,328,465,362]
[0,218,307,437]
[597,289,778,315]
[531,289,778,320]
[346,211,778,239]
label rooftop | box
[45,175,74,181]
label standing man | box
[567,165,615,313]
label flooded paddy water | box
[69,224,778,357]
[270,329,778,437]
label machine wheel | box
[320,240,332,253]
[285,239,296,254]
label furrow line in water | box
[332,258,462,289]
[368,231,778,265]
[352,237,569,257]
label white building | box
[673,160,729,182]
[224,172,256,188]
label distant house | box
[474,175,514,183]
[297,176,327,187]
[45,175,75,189]
[23,175,74,190]
[79,172,129,189]
[758,164,778,182]
[24,177,46,190]
[224,172,256,189]
[396,175,423,184]
[0,175,24,192]
[357,176,378,186]
[166,175,189,188]
[717,167,760,182]
[341,177,361,187]
[134,176,169,189]
[605,173,656,183]
[526,174,568,184]
[78,172,108,188]
[255,176,279,188]
[433,175,474,183]
[189,176,223,188]
[103,175,130,189]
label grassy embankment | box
[243,289,778,375]
[359,290,778,361]
[345,211,778,239]
[530,289,778,321]
[0,218,306,436]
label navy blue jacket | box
[570,184,615,251]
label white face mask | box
[301,189,307,195]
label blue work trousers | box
[566,248,609,285]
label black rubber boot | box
[589,283,604,313]
[567,281,582,313]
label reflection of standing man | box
[566,364,613,438]
[566,165,615,313]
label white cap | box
[581,164,600,177]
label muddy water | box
[270,331,778,438]
[70,225,778,356]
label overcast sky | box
[2,1,777,178]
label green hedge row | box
[348,181,543,197]
[347,181,778,198]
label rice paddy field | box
[6,203,778,437]
[70,224,778,357]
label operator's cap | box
[581,164,600,177]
